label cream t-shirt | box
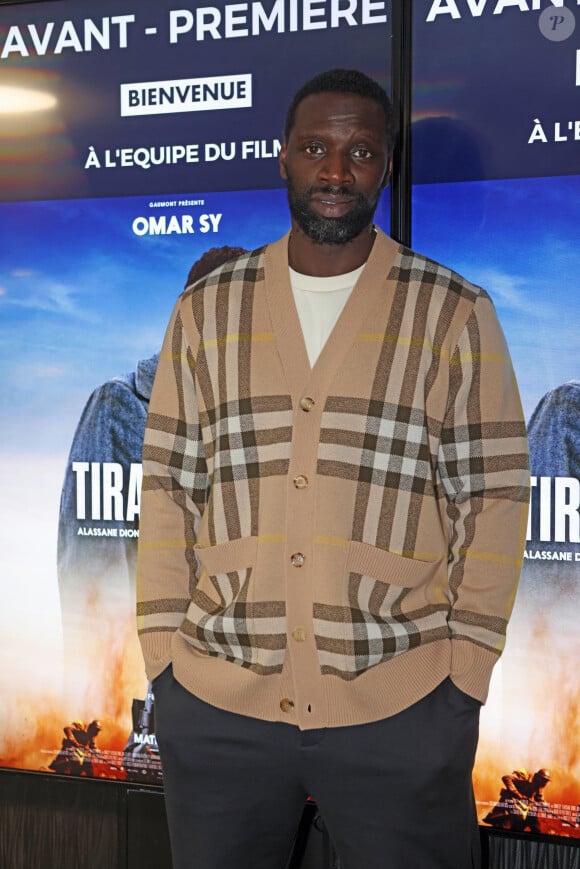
[289,264,364,367]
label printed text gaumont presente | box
[0,0,577,60]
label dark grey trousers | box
[153,666,482,869]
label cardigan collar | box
[264,227,399,404]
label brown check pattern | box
[318,399,432,493]
[180,567,287,674]
[137,231,529,717]
[199,396,293,485]
[314,572,450,679]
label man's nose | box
[319,150,353,185]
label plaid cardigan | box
[137,229,529,730]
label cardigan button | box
[299,396,315,412]
[292,627,307,643]
[280,698,295,714]
[293,475,308,489]
[291,552,305,567]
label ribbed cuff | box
[450,638,499,704]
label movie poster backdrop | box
[0,0,392,783]
[2,0,578,843]
[413,0,580,839]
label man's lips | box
[309,193,356,214]
[311,193,355,205]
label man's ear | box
[381,154,393,188]
[279,141,288,181]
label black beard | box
[285,179,379,245]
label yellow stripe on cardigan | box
[357,334,505,365]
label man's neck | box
[287,223,376,276]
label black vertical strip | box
[390,0,412,247]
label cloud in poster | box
[32,365,67,379]
[460,265,567,333]
[2,273,100,323]
[473,269,533,314]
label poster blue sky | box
[412,173,580,422]
[0,188,390,454]
[0,189,282,453]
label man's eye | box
[304,144,324,155]
[353,148,372,159]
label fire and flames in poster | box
[476,467,580,838]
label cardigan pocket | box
[313,541,450,681]
[178,537,286,675]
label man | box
[484,769,551,833]
[49,719,103,778]
[527,380,580,479]
[137,69,529,869]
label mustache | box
[306,184,354,197]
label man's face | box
[279,92,391,246]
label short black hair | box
[284,68,394,152]
[184,245,248,288]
